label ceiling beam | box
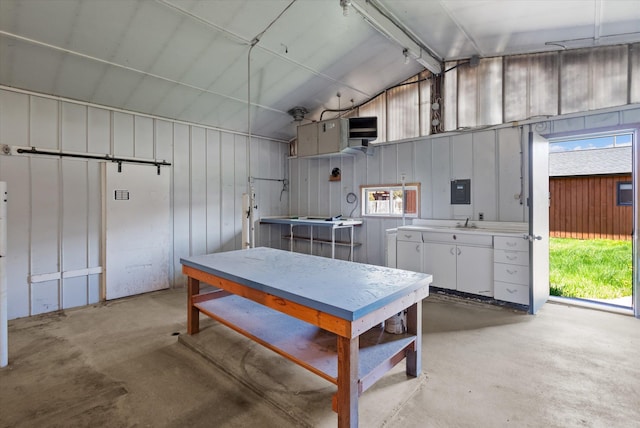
[350,0,442,74]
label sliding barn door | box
[103,163,170,300]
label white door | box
[103,163,170,300]
[528,131,550,314]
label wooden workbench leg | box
[337,335,359,428]
[405,301,422,377]
[187,277,200,335]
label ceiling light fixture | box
[403,48,410,65]
[340,0,351,17]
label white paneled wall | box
[290,105,640,267]
[0,88,288,319]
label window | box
[618,182,633,206]
[361,183,420,218]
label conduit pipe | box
[0,181,7,367]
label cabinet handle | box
[507,288,517,294]
[506,255,518,260]
[506,241,517,247]
[506,269,518,275]
[416,244,421,253]
[403,234,412,239]
[457,248,461,255]
[450,247,455,255]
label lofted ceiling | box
[1,0,639,142]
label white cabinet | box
[456,245,493,296]
[422,232,493,296]
[396,230,423,272]
[493,235,530,305]
[423,242,456,290]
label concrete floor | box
[1,288,639,427]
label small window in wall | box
[618,182,633,206]
[361,183,420,218]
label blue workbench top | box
[181,247,431,321]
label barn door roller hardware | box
[16,147,171,175]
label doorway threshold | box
[548,296,633,316]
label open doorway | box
[548,131,633,309]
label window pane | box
[618,182,633,206]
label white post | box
[242,193,250,249]
[0,181,8,367]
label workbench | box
[260,216,363,260]
[181,247,431,428]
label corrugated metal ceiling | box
[1,0,638,142]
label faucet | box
[464,217,469,228]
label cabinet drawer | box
[423,231,492,247]
[493,250,528,266]
[494,281,529,305]
[494,236,528,251]
[494,263,529,285]
[397,231,423,242]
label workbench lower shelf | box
[283,235,362,248]
[195,292,416,390]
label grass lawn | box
[549,237,632,299]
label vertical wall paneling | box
[380,145,398,184]
[190,127,207,256]
[233,135,248,250]
[113,112,134,157]
[504,56,529,122]
[30,157,60,275]
[62,159,89,308]
[419,71,432,136]
[30,157,60,313]
[497,127,525,221]
[87,161,101,304]
[134,116,154,159]
[30,96,59,149]
[451,133,473,219]
[444,63,458,132]
[592,46,628,110]
[206,130,222,253]
[220,132,236,252]
[0,155,30,318]
[431,137,451,219]
[155,120,174,163]
[561,49,591,114]
[172,123,190,286]
[61,102,87,152]
[87,107,110,154]
[415,139,433,218]
[457,64,478,128]
[477,57,503,126]
[472,131,497,221]
[631,44,640,104]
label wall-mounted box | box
[451,179,471,204]
[296,117,377,157]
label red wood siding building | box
[550,174,632,240]
[549,146,632,241]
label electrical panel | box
[451,179,471,204]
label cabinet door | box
[423,242,456,290]
[397,241,422,272]
[457,245,493,296]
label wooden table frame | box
[182,252,430,428]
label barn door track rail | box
[16,147,171,174]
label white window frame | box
[360,183,420,218]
